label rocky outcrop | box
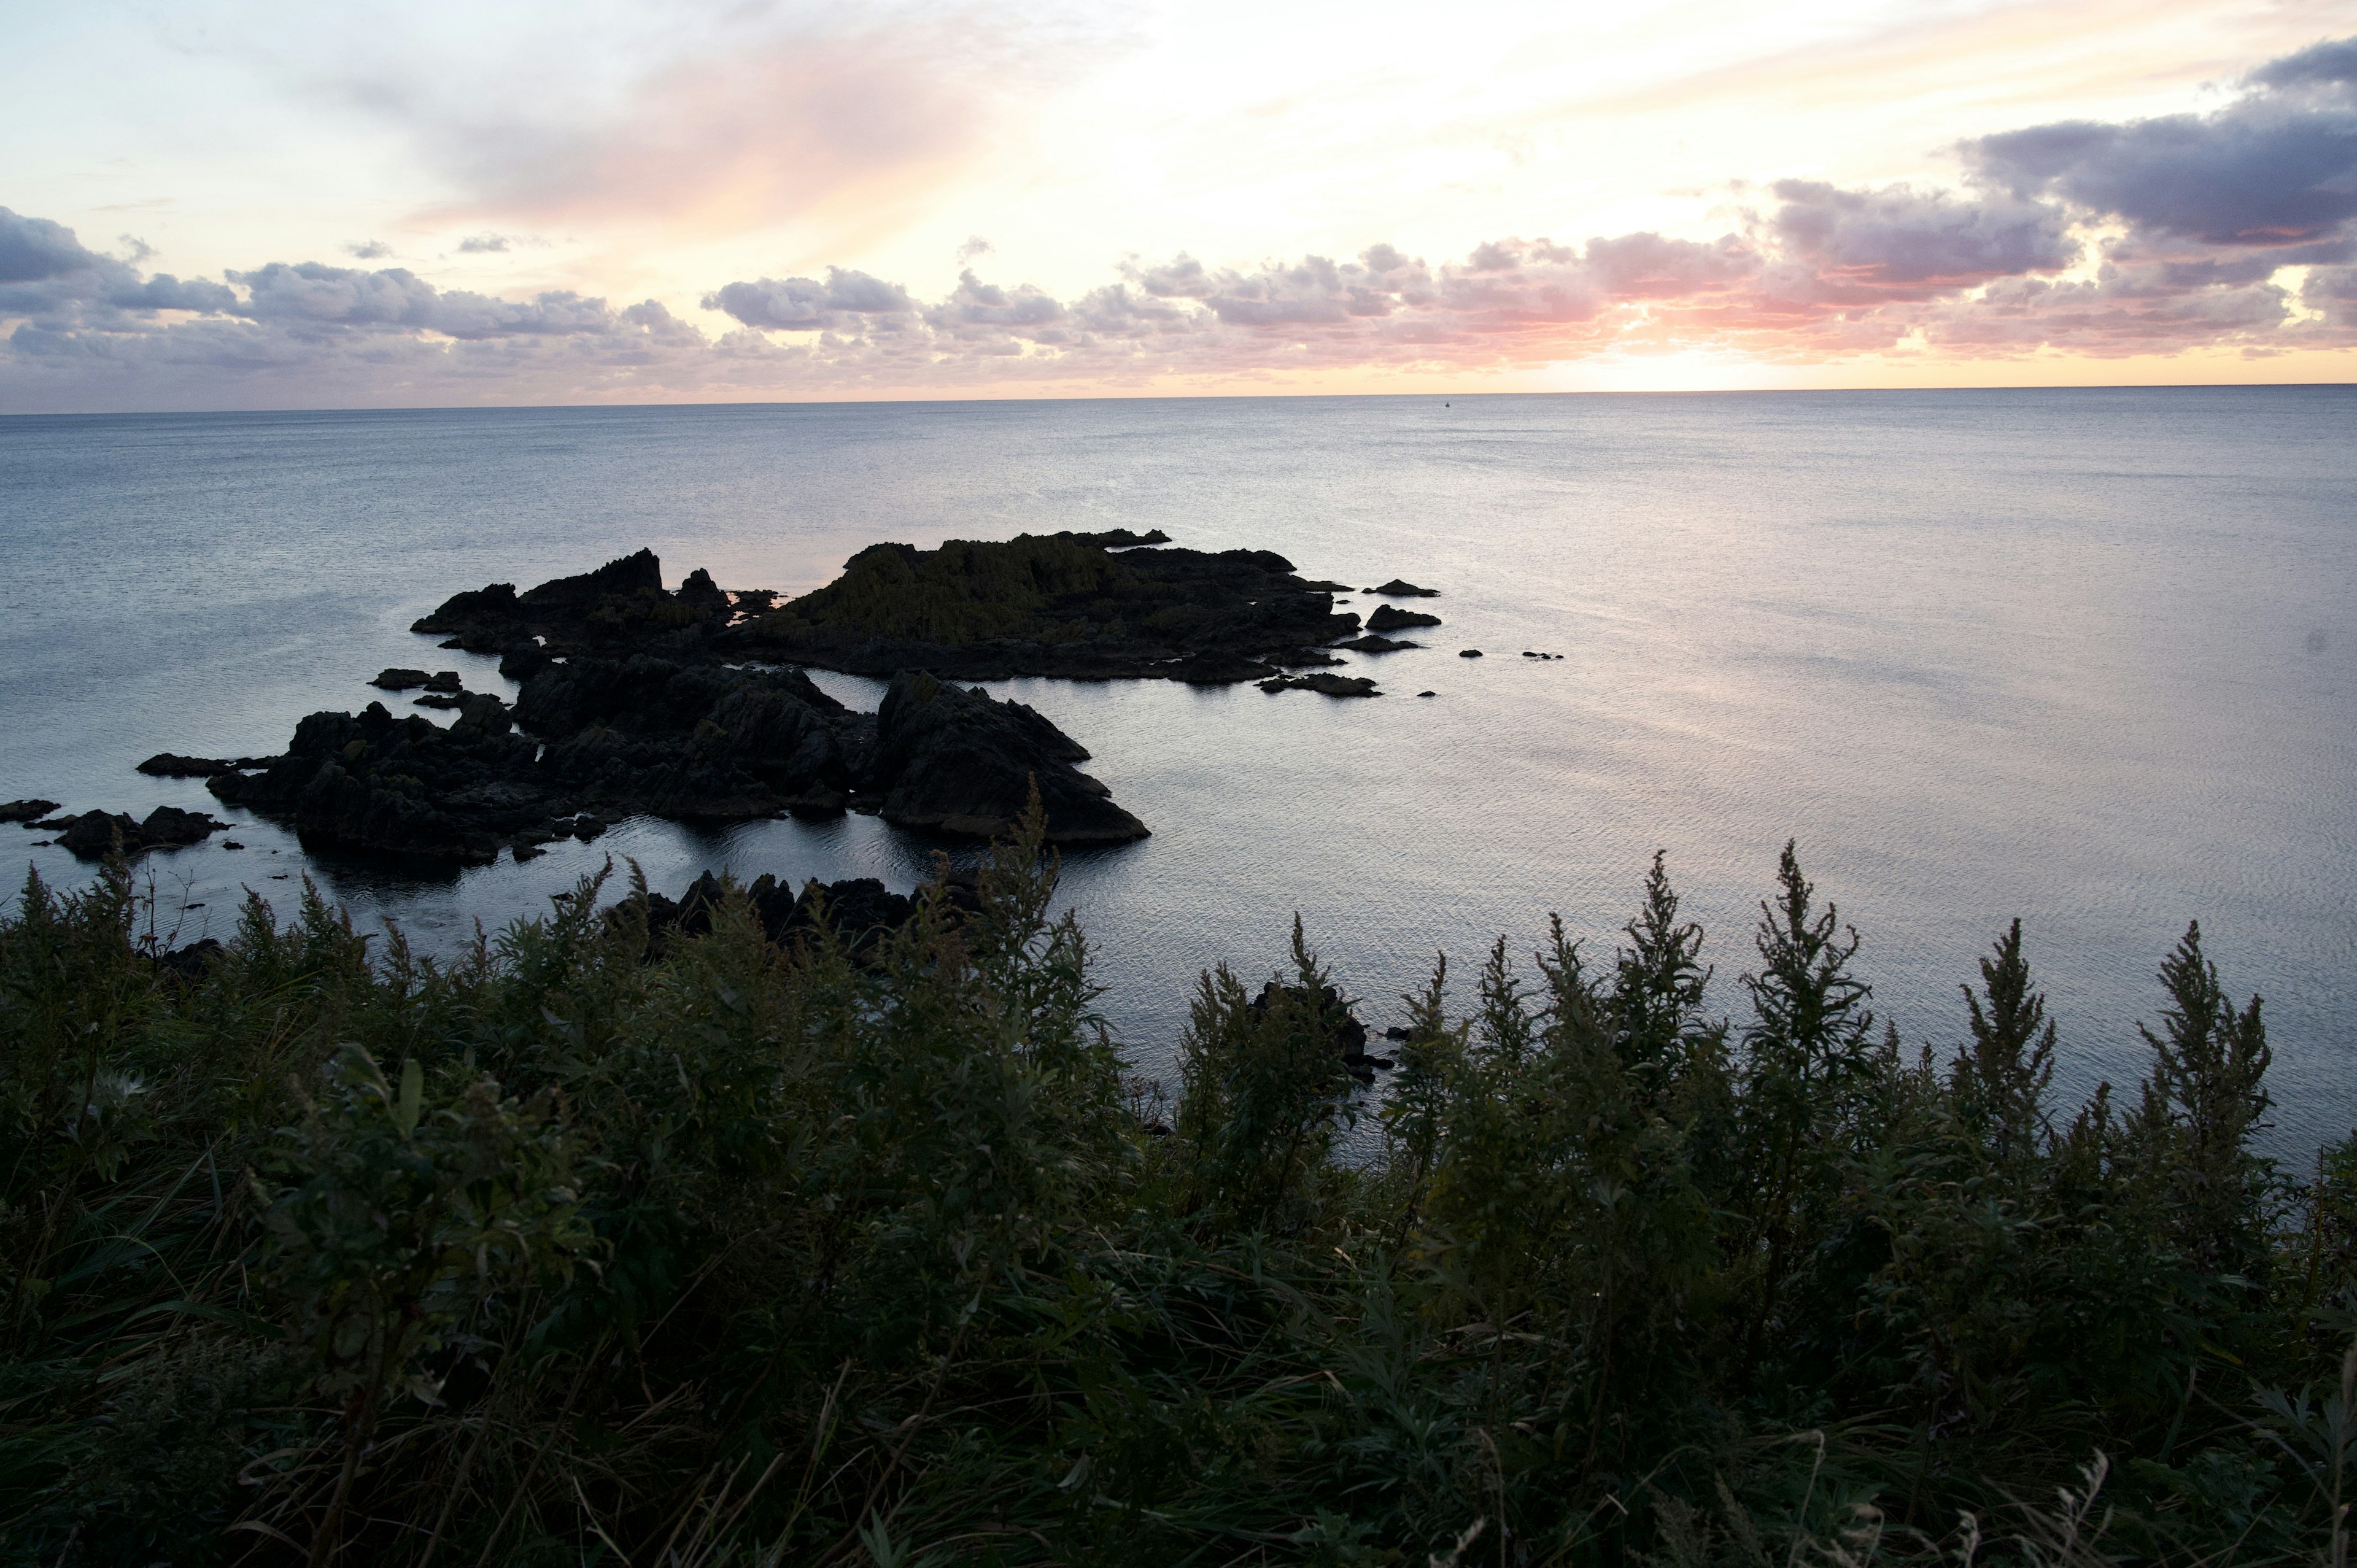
[50,806,229,860]
[1364,579,1441,597]
[638,869,937,959]
[727,535,1363,684]
[872,671,1149,844]
[139,754,239,778]
[202,660,1147,861]
[1366,604,1442,633]
[1248,979,1394,1078]
[1336,635,1418,653]
[370,668,432,691]
[1258,673,1380,698]
[1,799,60,823]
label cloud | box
[700,268,918,331]
[956,235,993,263]
[7,36,2356,410]
[1968,42,2357,247]
[346,240,395,259]
[118,236,157,265]
[366,14,1118,242]
[455,234,511,254]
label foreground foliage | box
[2,824,2353,1566]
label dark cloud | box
[1763,181,2075,297]
[1969,36,2357,247]
[2250,36,2357,90]
[118,236,157,265]
[700,269,918,331]
[0,208,103,285]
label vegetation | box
[3,819,2354,1566]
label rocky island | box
[133,531,1442,865]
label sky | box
[4,0,2356,410]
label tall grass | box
[3,815,2352,1565]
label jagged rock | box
[1364,579,1441,597]
[729,535,1363,681]
[137,754,237,778]
[1248,979,1391,1076]
[422,671,463,693]
[500,643,554,680]
[54,805,228,860]
[1366,604,1442,633]
[638,869,930,958]
[1337,635,1418,653]
[3,798,62,823]
[1258,673,1380,698]
[371,668,432,691]
[155,938,224,983]
[873,671,1148,844]
[1062,527,1171,549]
[1161,651,1279,685]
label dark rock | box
[1365,579,1441,597]
[1061,528,1171,549]
[2,798,61,823]
[55,805,228,860]
[1268,647,1349,667]
[1384,1025,1411,1040]
[678,568,730,617]
[1249,978,1386,1075]
[637,869,927,959]
[414,693,467,710]
[222,840,244,849]
[371,668,432,690]
[873,671,1149,844]
[411,549,742,656]
[138,753,238,778]
[1161,651,1280,685]
[727,534,1362,682]
[1366,604,1441,633]
[1258,673,1380,698]
[422,671,464,693]
[1417,690,1436,697]
[1459,649,1483,658]
[730,588,779,617]
[154,938,224,984]
[1337,635,1419,653]
[500,643,554,680]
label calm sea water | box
[1,390,2351,1155]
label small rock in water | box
[1458,649,1483,658]
[2,798,61,824]
[371,668,432,690]
[1365,579,1441,598]
[422,670,464,693]
[222,840,244,849]
[1337,634,1419,653]
[413,693,467,709]
[1259,672,1380,698]
[1367,604,1441,633]
[1417,690,1436,697]
[138,753,238,778]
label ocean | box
[2,388,2351,1155]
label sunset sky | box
[4,0,2356,409]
